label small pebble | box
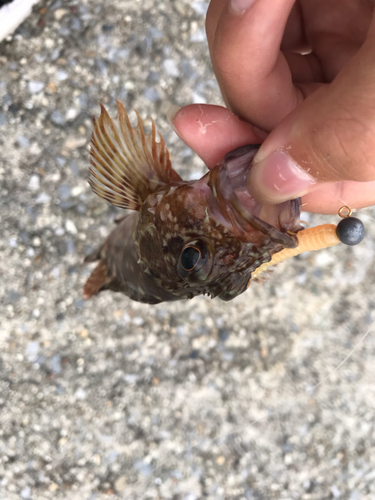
[149,26,163,39]
[26,342,39,362]
[163,59,179,77]
[65,219,78,235]
[17,136,30,147]
[20,487,31,499]
[54,8,68,21]
[133,316,144,326]
[66,108,79,120]
[192,91,206,104]
[51,354,62,374]
[331,485,341,498]
[63,136,87,150]
[143,88,160,102]
[28,175,40,191]
[75,388,87,400]
[114,475,127,492]
[71,17,81,30]
[51,110,65,126]
[190,28,205,42]
[66,239,75,254]
[70,160,79,176]
[56,70,68,81]
[58,185,72,200]
[28,81,45,94]
[56,156,66,168]
[35,192,51,204]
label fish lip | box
[228,190,300,248]
[207,145,300,249]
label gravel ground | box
[1,1,375,499]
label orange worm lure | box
[252,224,340,279]
[252,209,365,280]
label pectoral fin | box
[83,260,110,299]
[89,99,182,211]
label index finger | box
[207,0,301,130]
[170,104,265,169]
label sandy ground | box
[1,1,375,499]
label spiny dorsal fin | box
[89,99,182,210]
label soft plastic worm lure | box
[252,208,365,280]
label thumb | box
[247,26,375,205]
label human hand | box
[171,0,375,214]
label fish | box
[83,99,304,304]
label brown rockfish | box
[83,100,302,304]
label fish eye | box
[177,240,212,282]
[180,245,201,271]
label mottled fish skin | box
[84,101,302,304]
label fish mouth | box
[207,144,301,248]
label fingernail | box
[230,0,257,15]
[167,105,181,129]
[248,150,316,203]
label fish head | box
[136,145,301,300]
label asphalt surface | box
[1,1,375,499]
